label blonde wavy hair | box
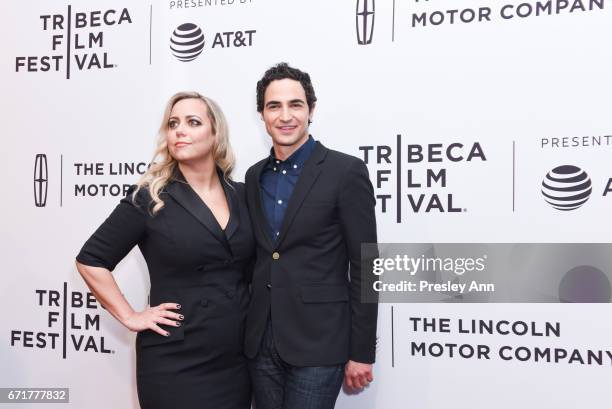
[134,91,235,214]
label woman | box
[76,92,253,409]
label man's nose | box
[280,106,291,121]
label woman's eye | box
[168,121,177,129]
[189,119,201,126]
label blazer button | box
[200,299,208,307]
[272,252,280,260]
[196,265,204,271]
[266,284,272,289]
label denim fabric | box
[249,319,345,409]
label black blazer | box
[244,141,378,366]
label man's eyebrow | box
[265,99,305,106]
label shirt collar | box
[266,135,316,170]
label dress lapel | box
[165,169,232,255]
[221,174,240,241]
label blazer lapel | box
[165,172,232,255]
[276,142,327,246]
[249,159,275,251]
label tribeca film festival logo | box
[10,283,113,358]
[169,23,255,62]
[33,154,149,207]
[359,136,487,222]
[15,7,132,79]
[356,0,375,45]
[541,165,611,211]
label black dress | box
[77,170,254,409]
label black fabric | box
[77,171,254,409]
[245,141,379,366]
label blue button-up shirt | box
[260,135,316,241]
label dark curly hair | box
[256,63,317,113]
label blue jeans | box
[249,319,345,409]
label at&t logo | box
[541,165,592,211]
[170,23,205,62]
[541,164,612,211]
[169,23,256,62]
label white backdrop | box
[2,0,611,408]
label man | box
[245,63,378,409]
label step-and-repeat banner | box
[2,0,611,407]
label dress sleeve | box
[76,185,148,272]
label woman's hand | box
[122,303,184,336]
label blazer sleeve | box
[76,185,148,272]
[338,158,379,364]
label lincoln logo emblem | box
[356,0,375,45]
[34,154,48,207]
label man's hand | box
[344,360,373,389]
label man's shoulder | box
[325,148,362,164]
[245,157,269,179]
[320,144,365,172]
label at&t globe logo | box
[541,165,592,211]
[170,23,205,62]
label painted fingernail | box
[164,332,170,337]
[179,315,184,320]
[176,304,181,309]
[176,322,181,327]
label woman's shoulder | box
[225,177,244,189]
[225,178,246,199]
[122,184,154,210]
